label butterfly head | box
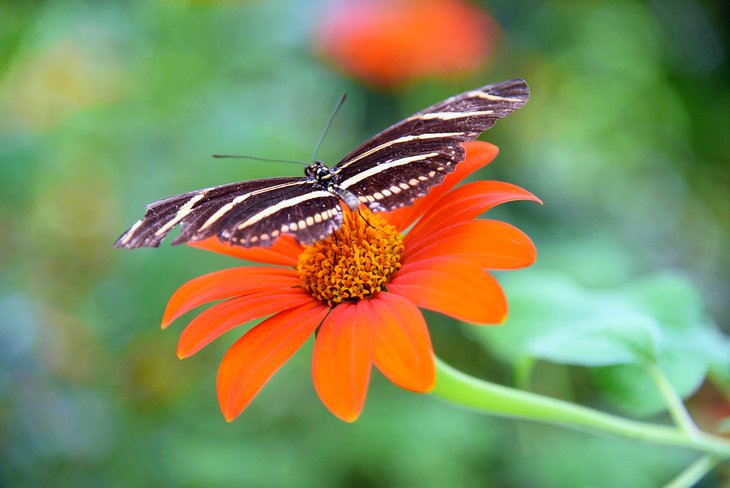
[305,160,334,185]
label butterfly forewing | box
[114,79,529,249]
[333,79,529,213]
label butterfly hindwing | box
[333,78,529,213]
[211,180,343,246]
[114,177,342,248]
[338,148,462,212]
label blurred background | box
[1,0,729,486]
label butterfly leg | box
[357,209,375,229]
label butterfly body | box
[303,160,358,211]
[115,79,530,249]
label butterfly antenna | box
[212,154,308,165]
[311,92,347,162]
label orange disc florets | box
[297,210,404,306]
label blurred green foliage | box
[1,0,729,487]
[472,271,727,417]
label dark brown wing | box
[333,79,529,212]
[114,177,343,249]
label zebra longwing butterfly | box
[114,79,529,249]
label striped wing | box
[333,79,530,212]
[114,177,343,249]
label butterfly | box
[114,79,529,250]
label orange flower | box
[163,141,540,422]
[316,0,496,88]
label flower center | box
[297,210,404,306]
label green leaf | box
[528,312,661,366]
[469,271,725,417]
[471,272,661,367]
[622,273,704,333]
[592,348,708,417]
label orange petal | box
[384,141,499,230]
[177,288,315,358]
[312,302,375,422]
[162,267,300,328]
[368,293,435,392]
[188,234,303,267]
[217,300,328,422]
[404,220,537,270]
[388,258,507,324]
[406,180,541,244]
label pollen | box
[297,210,404,306]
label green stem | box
[432,358,730,458]
[513,356,535,390]
[662,455,719,488]
[645,362,700,438]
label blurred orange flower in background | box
[316,0,497,88]
[163,142,539,422]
